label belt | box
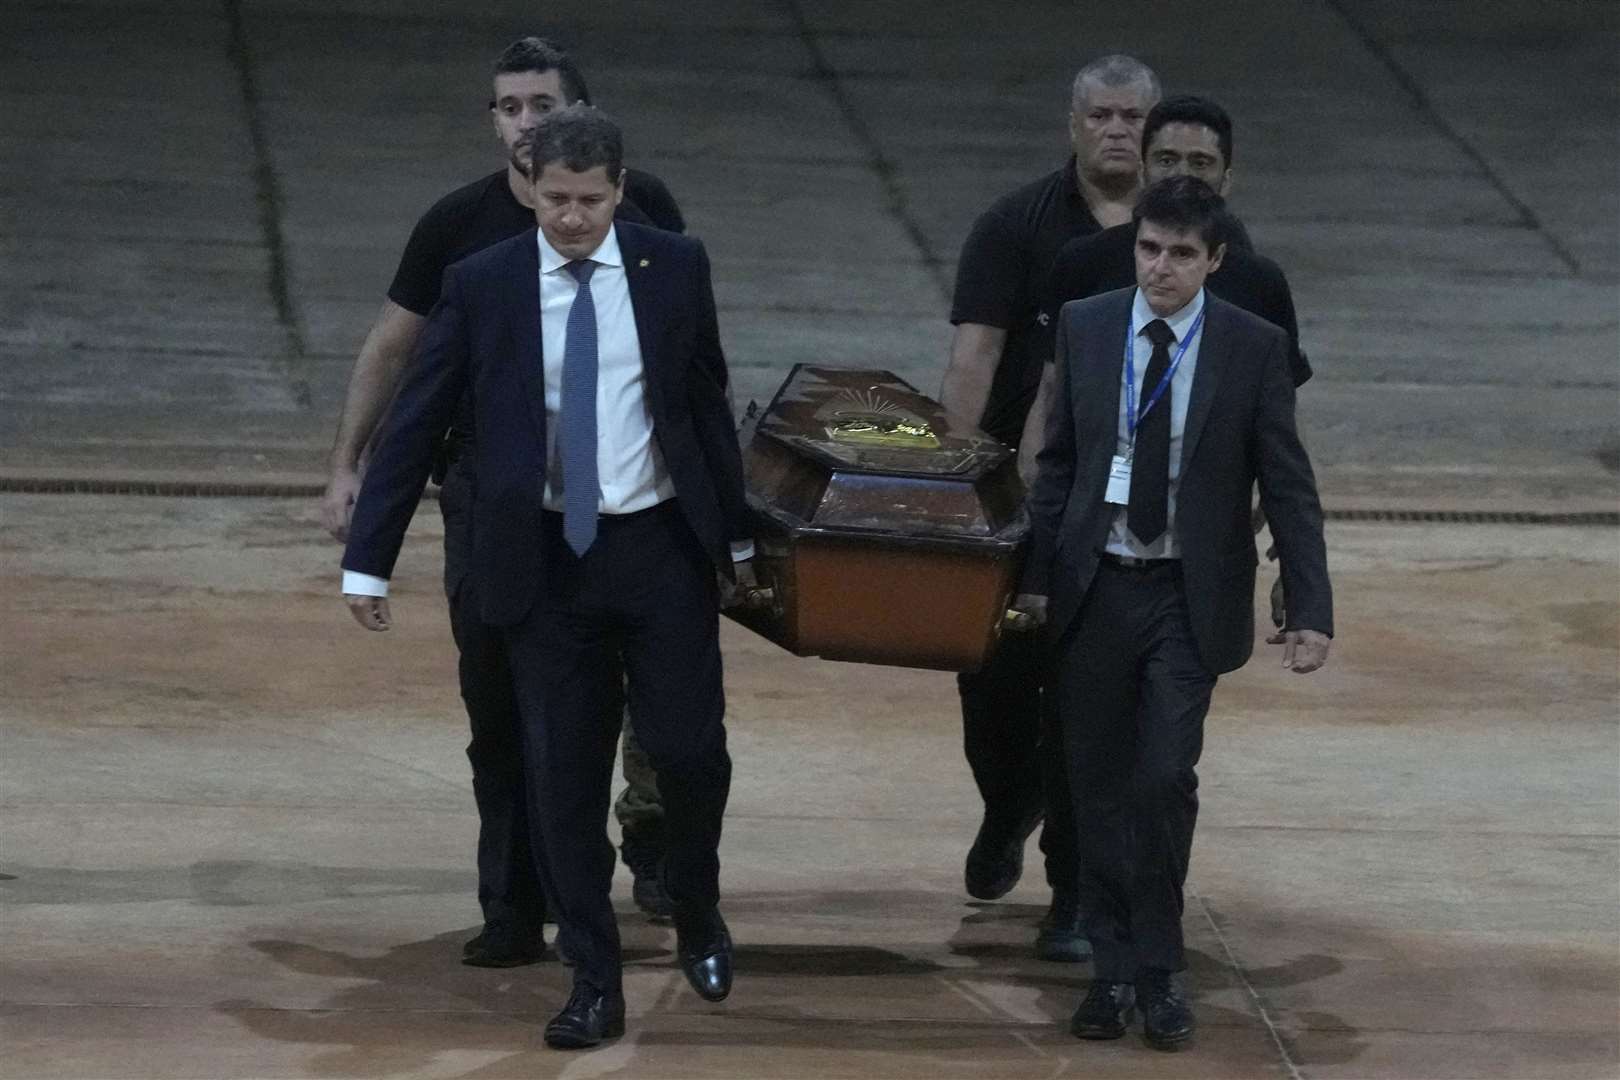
[1098,552,1179,572]
[540,499,679,528]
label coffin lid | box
[753,365,1012,480]
[741,365,1027,546]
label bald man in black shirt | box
[940,54,1162,964]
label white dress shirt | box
[343,225,747,599]
[1103,287,1207,560]
[535,225,674,516]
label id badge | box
[1105,454,1132,505]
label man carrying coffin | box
[341,105,752,1049]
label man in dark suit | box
[340,105,750,1050]
[1025,94,1316,655]
[320,38,685,966]
[1015,177,1333,1050]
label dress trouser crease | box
[504,503,731,993]
[1055,561,1215,981]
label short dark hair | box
[492,36,591,105]
[1133,176,1227,252]
[1141,94,1234,169]
[528,104,624,183]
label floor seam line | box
[1193,887,1306,1080]
[779,0,953,303]
[1319,0,1582,276]
[221,0,313,409]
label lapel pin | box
[638,258,650,267]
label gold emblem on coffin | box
[816,388,940,449]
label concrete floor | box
[2,0,1618,1076]
[2,0,1616,508]
[2,497,1617,1078]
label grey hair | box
[1071,54,1162,107]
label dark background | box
[4,0,1616,509]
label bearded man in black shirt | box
[939,54,1161,964]
[318,37,681,968]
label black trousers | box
[1053,560,1216,981]
[441,463,552,941]
[957,631,1078,894]
[505,502,731,993]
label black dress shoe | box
[675,911,734,1002]
[1034,891,1091,962]
[463,917,546,956]
[462,929,546,968]
[543,984,626,1050]
[1069,979,1135,1040]
[964,807,1043,900]
[1138,969,1195,1049]
[621,836,674,921]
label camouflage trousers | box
[616,711,664,845]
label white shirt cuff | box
[342,570,390,597]
[729,541,754,562]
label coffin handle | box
[741,585,777,611]
[1001,607,1038,633]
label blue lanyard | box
[1124,306,1204,445]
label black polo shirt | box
[1036,219,1313,388]
[949,157,1103,445]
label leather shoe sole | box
[1144,1027,1194,1050]
[543,986,626,1050]
[544,1013,625,1050]
[1070,1013,1130,1040]
[1143,1018,1195,1051]
[1139,973,1196,1050]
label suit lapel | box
[1179,294,1224,470]
[1076,292,1128,483]
[618,225,668,423]
[507,231,549,448]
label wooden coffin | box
[725,364,1028,672]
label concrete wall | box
[3,0,1616,508]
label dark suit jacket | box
[1021,288,1332,674]
[344,221,749,627]
[1033,221,1312,389]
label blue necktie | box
[561,259,599,556]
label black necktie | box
[1128,318,1176,545]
